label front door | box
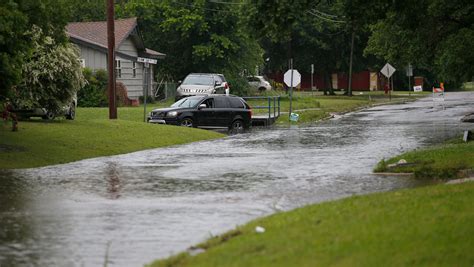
[196,98,216,127]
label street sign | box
[406,63,413,77]
[284,69,301,87]
[380,63,396,78]
[413,85,423,92]
[137,57,157,65]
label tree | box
[117,0,263,95]
[0,0,70,99]
[246,0,381,94]
[0,1,29,98]
[63,0,107,22]
[365,0,474,88]
[14,26,86,113]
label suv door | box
[196,97,215,127]
[213,96,231,127]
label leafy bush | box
[226,75,251,96]
[14,26,85,113]
[78,68,108,107]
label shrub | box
[78,68,108,107]
[227,75,251,96]
[14,26,85,113]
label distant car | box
[175,73,229,101]
[247,76,272,92]
[14,99,77,120]
[148,95,252,133]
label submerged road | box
[1,92,473,266]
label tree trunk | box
[324,71,336,95]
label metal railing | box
[243,96,281,119]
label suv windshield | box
[182,75,214,86]
[171,96,203,108]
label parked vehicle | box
[14,99,77,120]
[175,73,229,101]
[247,76,272,92]
[148,95,251,133]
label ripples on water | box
[0,93,472,266]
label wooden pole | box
[107,0,117,119]
[347,28,355,97]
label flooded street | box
[1,92,473,266]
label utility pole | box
[107,0,117,119]
[347,28,355,97]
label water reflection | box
[105,162,122,200]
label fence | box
[153,81,177,101]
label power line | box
[208,0,245,5]
[307,9,346,23]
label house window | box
[116,59,122,78]
[132,62,137,78]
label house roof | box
[66,17,165,59]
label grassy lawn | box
[149,181,474,267]
[374,139,474,179]
[0,105,223,169]
[245,90,429,125]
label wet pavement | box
[1,92,473,266]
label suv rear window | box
[228,97,245,109]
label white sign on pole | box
[413,85,423,92]
[284,69,301,87]
[406,64,413,77]
[137,57,157,65]
[380,63,396,78]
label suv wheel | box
[229,119,244,134]
[180,118,193,127]
[66,104,75,120]
[42,111,55,121]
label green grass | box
[0,106,223,169]
[462,82,474,91]
[149,182,474,267]
[246,91,429,124]
[374,139,474,179]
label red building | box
[267,70,381,91]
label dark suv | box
[148,95,251,133]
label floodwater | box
[1,92,473,266]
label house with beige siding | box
[66,18,165,100]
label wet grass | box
[245,91,429,125]
[0,106,223,169]
[374,138,474,179]
[148,181,474,267]
[462,82,474,91]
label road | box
[0,92,473,266]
